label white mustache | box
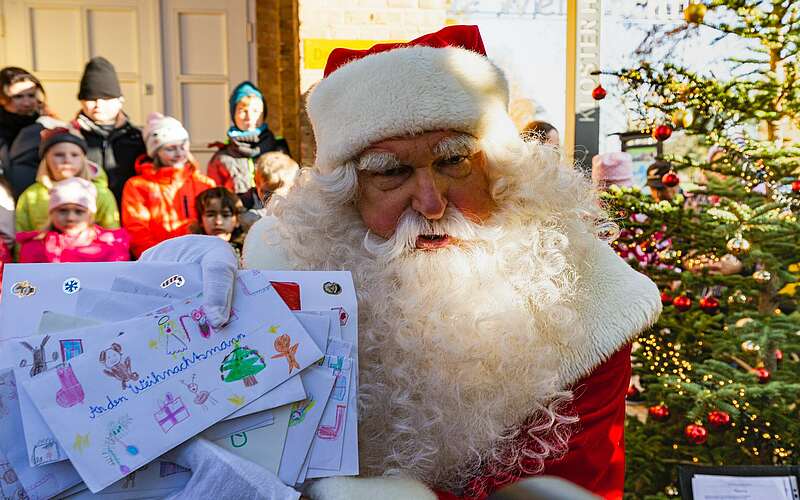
[363,206,490,261]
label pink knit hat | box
[592,152,633,188]
[48,177,97,213]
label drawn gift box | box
[154,393,190,433]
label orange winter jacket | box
[121,155,216,257]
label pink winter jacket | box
[17,225,131,263]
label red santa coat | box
[436,344,632,500]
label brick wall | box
[296,0,449,162]
[256,0,302,161]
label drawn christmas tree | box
[220,340,266,387]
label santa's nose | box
[411,170,446,220]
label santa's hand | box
[139,235,237,328]
[305,477,436,500]
[165,437,299,500]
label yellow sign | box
[303,39,403,70]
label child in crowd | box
[121,112,216,257]
[16,124,119,232]
[17,177,130,263]
[237,151,299,232]
[191,187,244,258]
[207,82,290,194]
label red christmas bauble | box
[661,172,680,187]
[755,367,771,384]
[673,295,692,312]
[775,349,783,363]
[660,291,673,306]
[685,424,708,444]
[592,84,607,101]
[707,410,731,429]
[699,296,720,314]
[626,384,641,401]
[792,180,800,193]
[652,124,673,141]
[649,404,670,421]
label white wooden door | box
[2,0,162,126]
[161,0,253,167]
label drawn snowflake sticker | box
[62,278,81,295]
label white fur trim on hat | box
[305,477,437,500]
[143,112,189,157]
[307,45,518,173]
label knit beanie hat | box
[39,123,88,157]
[78,57,122,100]
[48,177,97,214]
[306,25,518,173]
[591,152,633,188]
[229,81,265,123]
[143,112,189,157]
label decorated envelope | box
[238,270,359,477]
[0,262,202,341]
[0,369,82,499]
[278,365,337,486]
[22,276,324,492]
[0,318,151,466]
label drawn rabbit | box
[19,335,57,377]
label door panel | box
[3,0,161,126]
[162,0,251,168]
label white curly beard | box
[267,140,605,492]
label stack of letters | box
[0,262,358,498]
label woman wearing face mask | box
[121,112,216,257]
[0,67,55,195]
[15,125,119,233]
[206,81,290,195]
[17,177,130,263]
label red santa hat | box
[307,25,518,173]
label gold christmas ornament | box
[741,340,759,352]
[682,108,695,127]
[684,3,707,24]
[752,270,772,284]
[728,290,748,305]
[726,235,751,255]
[735,317,753,328]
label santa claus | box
[144,25,661,500]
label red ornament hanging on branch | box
[673,295,692,312]
[775,349,783,364]
[699,296,720,314]
[791,180,800,193]
[648,404,671,422]
[685,423,708,444]
[660,291,673,306]
[591,84,607,101]
[754,367,771,384]
[707,410,731,429]
[652,124,673,141]
[661,171,680,188]
[626,384,641,401]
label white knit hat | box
[306,25,518,173]
[143,112,189,157]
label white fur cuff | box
[305,477,438,500]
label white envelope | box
[0,262,202,340]
[250,271,360,479]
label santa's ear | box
[112,343,122,353]
[99,350,106,363]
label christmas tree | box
[220,340,266,387]
[597,1,800,497]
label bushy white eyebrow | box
[432,134,479,158]
[358,151,399,172]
